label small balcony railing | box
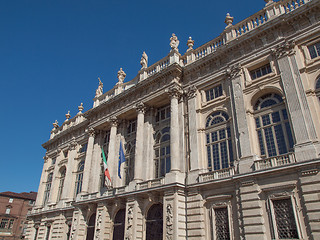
[254,152,296,171]
[199,167,235,183]
[136,178,165,190]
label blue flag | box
[118,141,126,178]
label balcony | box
[199,167,235,183]
[136,178,165,190]
[254,152,296,171]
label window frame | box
[154,127,171,178]
[43,172,53,205]
[75,160,85,197]
[307,41,320,60]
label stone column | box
[134,103,146,181]
[81,127,95,194]
[227,64,254,174]
[91,131,103,194]
[143,108,155,180]
[49,148,62,204]
[272,41,319,161]
[107,117,118,187]
[62,140,78,200]
[167,85,183,172]
[35,155,50,207]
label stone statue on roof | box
[170,33,179,51]
[117,68,126,84]
[95,77,103,97]
[140,51,148,69]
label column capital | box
[226,63,242,79]
[135,102,146,114]
[87,127,96,137]
[166,84,183,99]
[68,140,77,151]
[185,85,197,100]
[271,40,296,59]
[43,155,49,163]
[108,117,119,128]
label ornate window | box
[43,172,53,204]
[112,209,125,240]
[154,127,171,178]
[205,111,234,171]
[156,105,170,123]
[57,167,66,201]
[125,142,135,185]
[249,63,272,80]
[146,204,163,240]
[210,207,230,240]
[254,93,294,158]
[86,213,96,240]
[75,160,85,196]
[308,41,320,59]
[205,84,223,102]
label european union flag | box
[118,141,126,178]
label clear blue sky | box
[0,0,266,193]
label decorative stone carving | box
[226,63,242,79]
[95,209,102,239]
[225,13,234,28]
[108,117,118,127]
[78,103,84,114]
[140,51,148,69]
[87,127,96,137]
[271,40,296,59]
[95,77,103,98]
[166,204,173,240]
[65,111,71,122]
[53,120,59,129]
[125,205,133,240]
[170,33,179,52]
[68,139,77,151]
[185,85,197,99]
[117,68,126,84]
[166,84,183,99]
[135,102,146,114]
[187,37,194,52]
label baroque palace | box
[27,0,320,239]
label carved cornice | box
[271,40,295,59]
[226,63,242,79]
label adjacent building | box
[0,191,37,240]
[27,0,320,239]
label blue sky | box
[0,0,266,193]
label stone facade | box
[27,0,320,239]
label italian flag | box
[101,147,112,185]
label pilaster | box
[272,41,319,161]
[108,117,119,188]
[124,198,143,240]
[35,155,49,207]
[49,148,63,204]
[81,127,96,194]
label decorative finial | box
[225,13,234,28]
[53,120,59,129]
[170,33,180,52]
[187,37,194,52]
[65,111,71,122]
[140,51,148,69]
[117,68,126,84]
[78,103,84,114]
[95,77,103,98]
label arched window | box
[254,93,294,157]
[154,127,170,178]
[146,204,163,240]
[57,167,66,201]
[43,172,53,204]
[315,76,320,102]
[75,160,85,196]
[205,111,234,171]
[112,209,125,240]
[86,213,96,240]
[125,142,135,185]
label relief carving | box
[166,204,173,240]
[226,63,242,79]
[95,209,102,239]
[125,205,133,240]
[271,40,295,59]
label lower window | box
[210,207,231,240]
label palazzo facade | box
[27,0,320,239]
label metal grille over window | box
[214,208,230,240]
[205,111,234,171]
[205,84,223,101]
[250,63,272,80]
[273,198,299,239]
[254,93,294,158]
[308,41,320,59]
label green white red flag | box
[101,147,112,186]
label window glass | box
[250,63,272,80]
